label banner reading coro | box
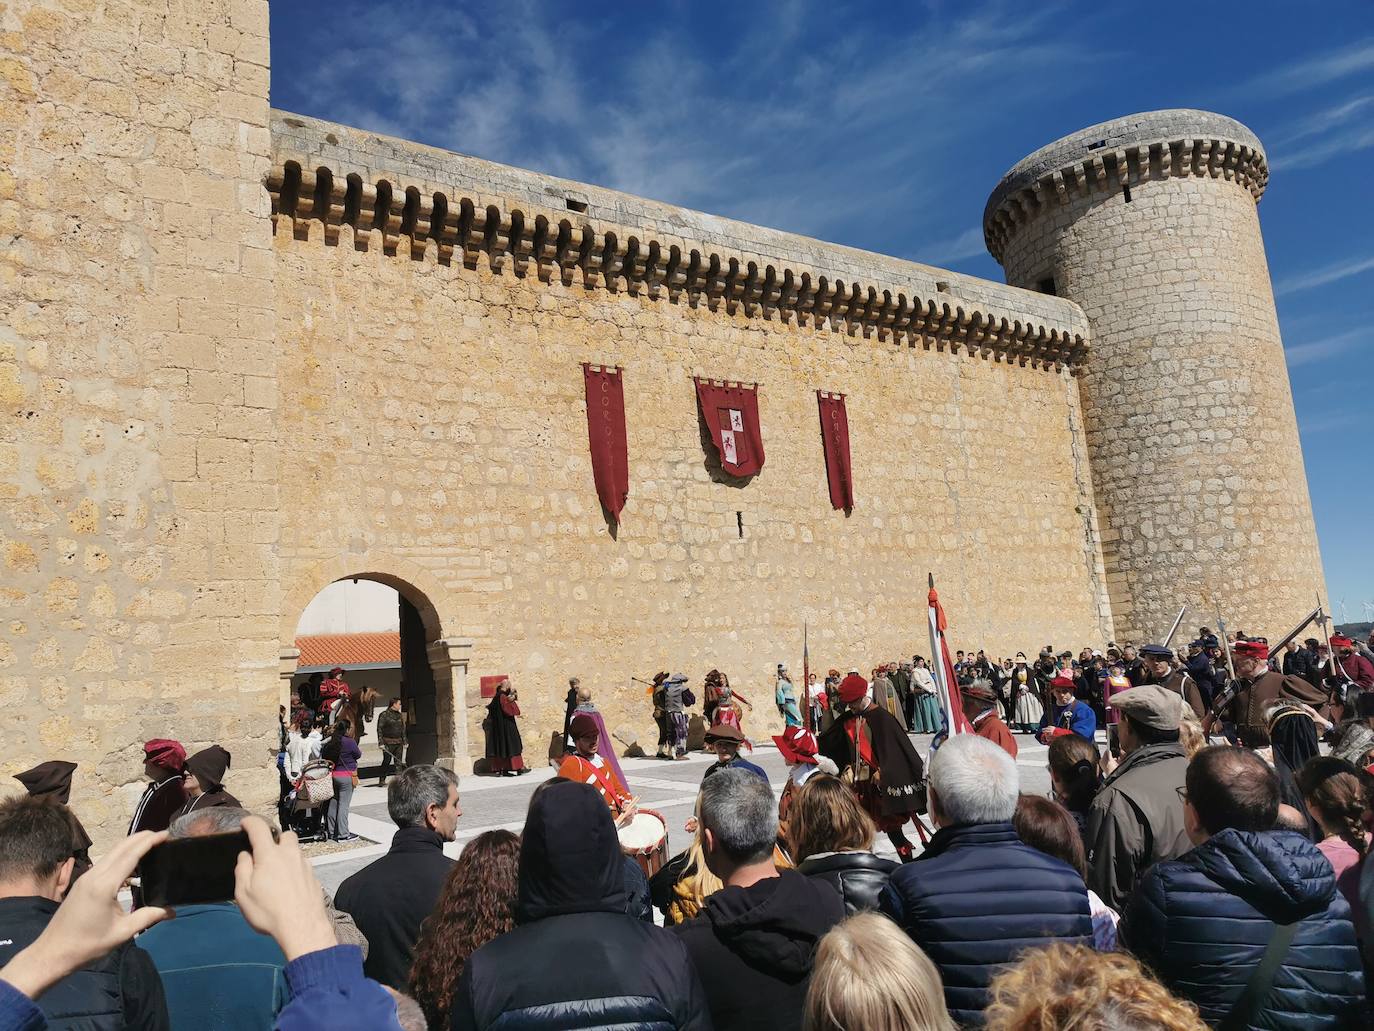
[694,377,765,477]
[582,363,629,521]
[816,390,852,511]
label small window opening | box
[565,197,588,213]
[1037,276,1057,297]
[736,511,744,539]
[936,281,951,293]
[1122,183,1132,203]
[1085,139,1107,151]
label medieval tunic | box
[14,761,93,877]
[557,751,631,813]
[128,777,189,835]
[485,693,525,773]
[971,708,1018,758]
[1010,665,1043,730]
[1225,670,1329,741]
[818,704,925,832]
[1148,669,1207,723]
[567,702,629,793]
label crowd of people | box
[3,626,1374,1030]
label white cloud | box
[1246,38,1374,97]
[1285,328,1367,367]
[1275,254,1374,296]
[1269,95,1374,171]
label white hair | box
[929,733,1018,825]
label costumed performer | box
[175,745,240,817]
[1037,675,1097,744]
[701,723,766,783]
[128,739,189,834]
[13,760,92,878]
[559,712,636,823]
[484,679,527,776]
[911,657,942,734]
[566,683,629,794]
[775,663,802,728]
[960,679,1017,758]
[818,672,927,862]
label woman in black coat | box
[789,774,897,913]
[484,680,527,776]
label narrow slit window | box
[736,511,744,538]
[1123,183,1132,203]
[566,197,588,213]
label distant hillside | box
[1336,622,1371,639]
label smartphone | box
[137,830,251,907]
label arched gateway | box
[280,556,472,769]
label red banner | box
[582,364,629,520]
[816,391,852,511]
[695,378,765,477]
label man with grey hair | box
[672,768,845,1031]
[334,765,460,989]
[880,734,1092,1027]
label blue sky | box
[270,1,1373,619]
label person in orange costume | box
[558,713,636,823]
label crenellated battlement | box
[983,109,1268,264]
[268,111,1090,370]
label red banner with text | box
[695,378,765,477]
[582,364,629,521]
[817,390,853,511]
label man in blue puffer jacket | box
[1121,745,1366,1030]
[879,734,1092,1027]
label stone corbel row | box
[984,137,1268,263]
[266,161,1087,370]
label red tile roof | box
[295,632,401,669]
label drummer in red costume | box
[559,713,637,825]
[818,671,928,862]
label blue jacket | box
[1038,700,1096,742]
[879,822,1092,1026]
[1120,828,1366,1030]
[137,903,288,1029]
[702,756,768,783]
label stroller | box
[288,758,335,842]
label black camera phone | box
[137,830,251,907]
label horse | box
[336,686,378,743]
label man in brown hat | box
[176,745,239,818]
[13,761,92,878]
[701,723,767,783]
[960,679,1016,758]
[1085,685,1191,911]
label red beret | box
[1051,675,1077,691]
[1234,640,1269,660]
[1330,635,1354,648]
[837,673,869,704]
[569,713,599,740]
[143,739,186,773]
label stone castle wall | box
[268,115,1113,753]
[988,113,1326,642]
[1,0,280,843]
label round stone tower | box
[984,109,1326,643]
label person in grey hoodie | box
[663,673,692,760]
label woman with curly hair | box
[408,830,520,1029]
[982,943,1205,1030]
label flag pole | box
[803,620,812,733]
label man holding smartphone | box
[0,797,169,1029]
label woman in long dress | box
[911,657,942,733]
[1009,658,1043,733]
[485,680,527,776]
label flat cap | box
[1112,685,1181,731]
[1139,644,1174,660]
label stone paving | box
[311,730,1058,895]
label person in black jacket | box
[789,774,897,914]
[879,734,1092,1027]
[334,764,460,989]
[1120,746,1366,1030]
[452,780,709,1029]
[673,768,846,1031]
[0,796,169,1030]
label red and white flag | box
[927,574,972,736]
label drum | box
[617,808,668,879]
